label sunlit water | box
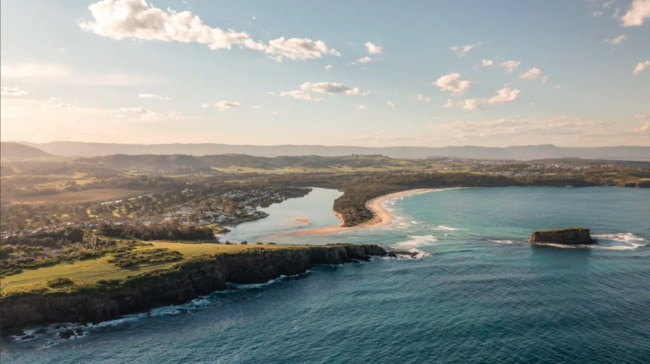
[3,187,649,363]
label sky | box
[1,0,649,147]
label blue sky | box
[1,0,649,147]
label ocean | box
[2,187,649,363]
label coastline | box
[289,188,435,236]
[1,244,387,335]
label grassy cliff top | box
[0,242,309,297]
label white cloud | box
[215,101,240,111]
[202,101,241,111]
[49,102,77,109]
[280,82,367,101]
[365,41,383,54]
[501,60,521,73]
[621,0,650,26]
[358,104,368,111]
[387,101,396,110]
[482,59,494,67]
[434,73,472,96]
[415,94,430,102]
[266,37,340,61]
[592,10,604,17]
[633,60,650,74]
[603,0,618,8]
[80,0,339,62]
[606,34,628,44]
[519,67,542,80]
[354,56,373,64]
[325,65,334,70]
[487,87,520,104]
[80,0,264,50]
[299,82,369,95]
[280,90,315,101]
[138,92,169,100]
[461,98,482,110]
[450,43,481,57]
[635,121,650,133]
[1,87,28,96]
[115,107,152,114]
[445,87,520,111]
[113,106,177,120]
[542,75,549,84]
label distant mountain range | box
[2,141,649,161]
[0,142,52,160]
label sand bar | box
[288,188,435,236]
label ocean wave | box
[381,250,431,260]
[229,275,289,290]
[433,225,458,231]
[489,239,518,245]
[393,235,437,250]
[532,242,593,249]
[11,321,93,343]
[10,293,220,344]
[388,235,436,259]
[592,232,647,251]
[229,270,312,290]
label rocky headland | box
[0,244,386,336]
[530,227,596,245]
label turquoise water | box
[3,187,650,363]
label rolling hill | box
[0,142,52,160]
[22,142,650,161]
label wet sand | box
[289,188,434,236]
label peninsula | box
[0,243,386,335]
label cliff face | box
[530,228,595,245]
[0,245,386,335]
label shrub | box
[47,277,74,288]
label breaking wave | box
[592,232,647,251]
[433,225,459,231]
[390,235,437,258]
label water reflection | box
[219,187,342,243]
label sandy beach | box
[289,188,435,236]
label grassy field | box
[0,242,306,296]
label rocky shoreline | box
[0,244,386,336]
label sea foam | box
[592,232,647,251]
[390,235,437,258]
[433,225,459,231]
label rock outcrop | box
[0,244,386,335]
[530,227,595,245]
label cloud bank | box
[80,0,339,62]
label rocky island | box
[530,227,596,245]
[0,243,386,336]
